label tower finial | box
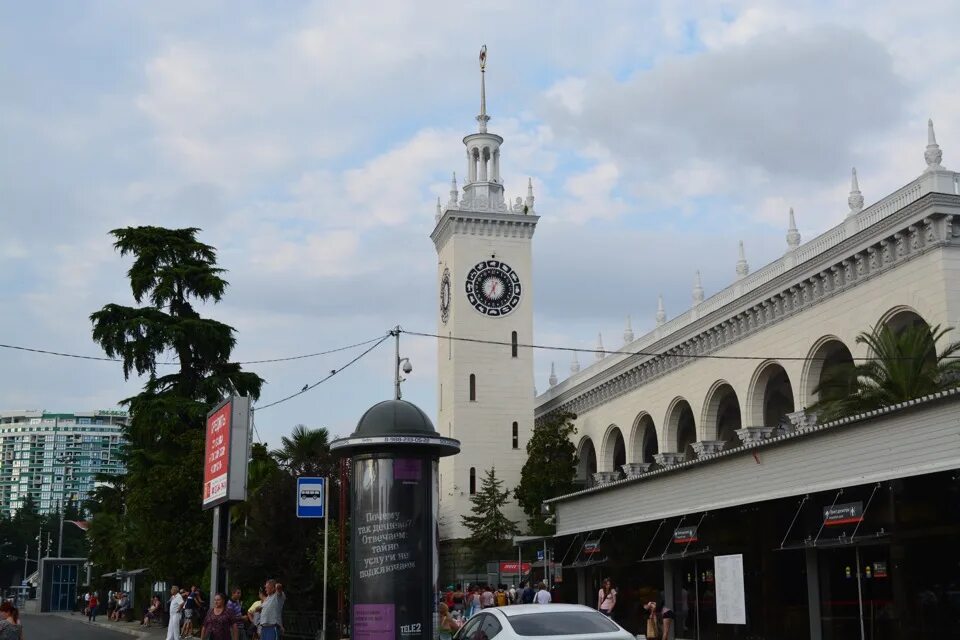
[548,362,557,387]
[623,315,634,344]
[524,178,535,213]
[692,271,704,305]
[656,295,666,326]
[435,196,442,222]
[736,240,749,278]
[847,167,864,216]
[477,45,490,134]
[570,351,581,374]
[786,207,801,249]
[925,118,943,171]
[595,332,605,361]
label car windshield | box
[507,611,620,636]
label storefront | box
[547,390,960,639]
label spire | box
[925,118,943,171]
[786,207,801,249]
[736,241,749,279]
[847,167,864,216]
[595,332,605,360]
[548,362,557,387]
[524,178,535,213]
[656,295,666,326]
[476,45,490,134]
[692,271,704,305]
[448,172,459,207]
[435,196,442,222]
[570,351,581,374]
[623,315,634,344]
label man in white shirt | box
[259,579,286,640]
[535,582,552,604]
[166,585,183,640]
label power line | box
[400,329,943,362]
[254,333,392,411]
[0,335,386,366]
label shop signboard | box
[714,554,746,625]
[673,525,699,544]
[583,540,601,555]
[873,561,888,578]
[499,561,531,574]
[202,396,251,510]
[822,501,864,526]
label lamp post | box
[331,399,459,640]
[391,327,413,400]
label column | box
[805,548,823,640]
[466,148,475,183]
[479,148,488,182]
[492,149,500,182]
[663,561,677,640]
[577,568,587,606]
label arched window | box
[469,467,477,494]
[511,331,518,358]
[512,422,519,449]
[469,374,476,401]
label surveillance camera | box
[402,360,413,374]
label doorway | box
[819,546,893,640]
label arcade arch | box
[601,425,626,472]
[666,397,697,459]
[701,381,742,448]
[748,361,796,429]
[576,436,598,488]
[629,413,659,464]
[801,337,855,407]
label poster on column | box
[714,554,746,625]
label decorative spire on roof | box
[925,118,943,171]
[656,295,666,326]
[524,178,535,213]
[623,315,634,344]
[786,207,801,249]
[570,351,581,374]
[548,362,557,387]
[449,172,459,207]
[736,240,749,279]
[692,271,704,305]
[477,45,490,133]
[435,197,442,222]
[595,332,605,360]
[847,167,864,216]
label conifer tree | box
[514,411,578,535]
[461,467,519,557]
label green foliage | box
[86,226,263,585]
[461,467,519,558]
[272,425,335,477]
[810,323,960,421]
[0,497,88,586]
[514,411,578,535]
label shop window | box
[512,422,519,449]
[469,374,476,401]
[469,467,476,495]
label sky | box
[2,1,959,447]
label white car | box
[454,604,633,640]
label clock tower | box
[431,47,539,541]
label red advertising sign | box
[203,400,232,507]
[499,562,531,574]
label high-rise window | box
[469,467,476,495]
[512,422,519,449]
[469,374,476,401]
[511,331,518,358]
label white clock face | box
[440,268,451,324]
[465,259,522,317]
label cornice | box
[431,209,540,250]
[536,192,960,422]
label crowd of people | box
[437,581,556,637]
[164,579,287,640]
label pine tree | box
[514,411,578,535]
[461,467,519,557]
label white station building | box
[431,56,960,640]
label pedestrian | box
[644,601,673,640]
[142,595,163,626]
[495,586,508,607]
[258,579,286,640]
[246,587,267,640]
[466,588,481,618]
[534,582,552,604]
[437,603,462,640]
[201,593,238,640]
[508,584,517,604]
[226,587,244,639]
[520,581,535,604]
[88,591,100,622]
[0,601,22,640]
[451,584,465,614]
[166,585,184,640]
[181,586,199,637]
[481,585,494,609]
[597,578,616,617]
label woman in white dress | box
[166,585,184,640]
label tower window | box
[511,331,518,358]
[512,422,519,449]
[469,374,476,401]
[469,467,476,495]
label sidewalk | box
[52,611,167,638]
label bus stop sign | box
[297,477,326,518]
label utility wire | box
[0,335,386,366]
[400,329,942,362]
[254,333,392,411]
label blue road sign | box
[297,476,326,518]
[536,549,545,561]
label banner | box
[823,501,864,526]
[202,396,251,510]
[673,526,699,544]
[499,562,531,574]
[714,554,746,625]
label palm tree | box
[810,323,960,421]
[271,424,335,477]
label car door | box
[457,614,486,640]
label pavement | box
[28,611,169,638]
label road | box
[21,614,137,640]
